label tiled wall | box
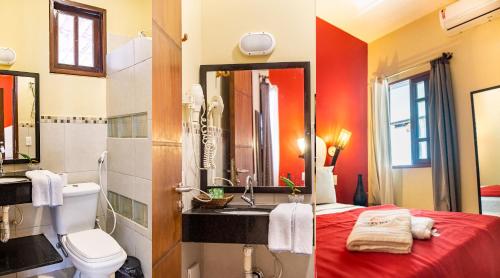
[1,120,107,278]
[106,37,152,278]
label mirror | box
[0,70,40,164]
[472,86,500,216]
[199,62,311,194]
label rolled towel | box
[411,217,434,240]
[268,203,295,253]
[292,203,313,255]
[26,170,64,207]
[347,209,413,254]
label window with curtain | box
[49,0,106,77]
[389,73,430,167]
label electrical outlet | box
[25,136,32,146]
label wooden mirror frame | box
[0,70,40,164]
[199,62,312,194]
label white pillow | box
[316,166,336,204]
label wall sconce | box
[297,138,306,158]
[330,129,352,167]
[0,48,16,65]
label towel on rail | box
[26,170,64,207]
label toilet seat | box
[65,229,123,263]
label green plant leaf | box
[280,176,297,194]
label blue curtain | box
[429,53,461,212]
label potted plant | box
[19,153,39,171]
[280,176,304,203]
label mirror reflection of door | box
[472,86,500,217]
[229,71,254,186]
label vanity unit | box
[182,62,312,245]
[183,205,275,244]
[0,70,63,276]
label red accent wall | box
[269,68,305,186]
[316,17,368,203]
[0,75,14,128]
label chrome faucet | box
[241,175,255,207]
[0,141,5,174]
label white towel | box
[292,203,313,255]
[26,170,64,207]
[268,203,295,253]
[347,209,413,254]
[268,203,313,255]
[411,217,434,239]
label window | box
[389,73,430,167]
[49,0,106,77]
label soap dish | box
[193,194,234,209]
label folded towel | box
[347,209,413,254]
[292,203,313,255]
[268,203,313,255]
[411,216,434,239]
[268,203,295,253]
[26,170,64,207]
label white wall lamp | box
[0,48,16,65]
[239,32,276,56]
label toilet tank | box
[51,182,101,235]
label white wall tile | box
[107,138,134,175]
[133,233,152,278]
[64,124,107,173]
[107,67,135,117]
[134,177,152,206]
[134,37,152,64]
[107,171,134,199]
[134,59,152,116]
[40,123,65,173]
[134,139,152,180]
[107,40,134,74]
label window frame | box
[389,72,431,169]
[49,0,106,77]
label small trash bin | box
[116,256,144,278]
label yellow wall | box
[0,0,151,117]
[368,10,500,213]
[200,0,316,93]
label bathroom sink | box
[215,206,273,215]
[0,177,29,184]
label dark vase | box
[353,174,367,206]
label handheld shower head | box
[98,151,108,165]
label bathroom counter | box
[0,172,31,206]
[182,205,275,245]
[0,234,63,276]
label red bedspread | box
[481,185,500,197]
[316,205,500,278]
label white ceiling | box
[317,0,456,42]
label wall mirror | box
[0,70,40,164]
[472,85,500,216]
[199,62,311,194]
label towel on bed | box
[411,216,434,239]
[346,209,413,254]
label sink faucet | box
[0,141,4,174]
[241,175,255,207]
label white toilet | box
[51,182,127,278]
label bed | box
[316,204,500,278]
[481,185,500,216]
